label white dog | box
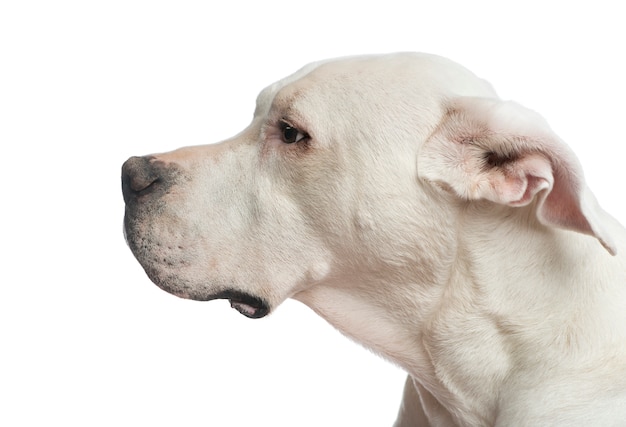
[122,53,626,426]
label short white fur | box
[125,53,626,426]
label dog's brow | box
[254,84,280,117]
[253,62,323,118]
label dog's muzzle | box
[121,156,271,319]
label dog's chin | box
[135,260,271,318]
[158,280,270,319]
[170,288,270,319]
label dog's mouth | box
[217,290,270,319]
[181,289,270,318]
[139,265,271,318]
[229,299,267,318]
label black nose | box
[121,156,160,203]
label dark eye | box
[280,121,308,144]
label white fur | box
[123,53,626,426]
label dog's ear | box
[418,97,616,255]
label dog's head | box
[122,53,615,317]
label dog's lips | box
[221,291,270,319]
[229,299,267,318]
[153,283,271,318]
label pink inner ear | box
[508,155,552,207]
[509,175,550,207]
[537,168,593,235]
[485,153,616,255]
[487,153,552,207]
[419,96,617,255]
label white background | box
[1,1,625,425]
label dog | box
[122,53,626,426]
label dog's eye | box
[280,121,308,144]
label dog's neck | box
[295,201,626,425]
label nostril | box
[121,156,160,202]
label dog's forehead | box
[254,53,497,117]
[254,60,327,116]
[255,54,404,104]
